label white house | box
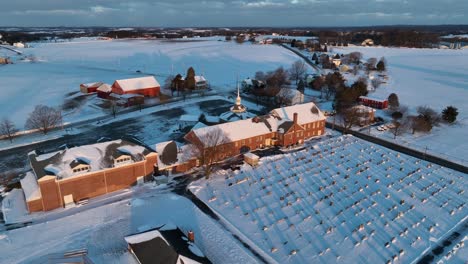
[13,42,25,48]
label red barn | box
[96,83,112,99]
[80,82,103,94]
[112,76,160,97]
[359,96,389,109]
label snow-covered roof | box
[192,117,277,147]
[353,105,376,113]
[244,152,259,160]
[191,135,468,264]
[204,115,220,123]
[191,122,207,130]
[271,102,325,124]
[242,78,253,86]
[191,102,325,147]
[114,76,160,92]
[20,172,41,201]
[29,139,151,180]
[125,227,208,264]
[125,229,167,245]
[97,83,112,93]
[81,82,103,88]
[194,76,206,83]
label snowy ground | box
[330,47,468,164]
[0,37,314,128]
[189,135,467,264]
[0,184,259,264]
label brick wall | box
[58,171,107,203]
[27,198,44,212]
[36,153,158,212]
[38,177,62,211]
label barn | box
[112,76,160,97]
[80,82,103,94]
[359,96,389,109]
[96,83,112,99]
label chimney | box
[188,230,195,242]
[293,113,298,124]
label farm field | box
[334,46,468,164]
[0,37,314,128]
[189,135,468,264]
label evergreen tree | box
[297,79,305,92]
[185,67,196,90]
[388,93,399,109]
[351,78,368,97]
[376,57,386,71]
[291,39,296,47]
[312,53,318,61]
[442,106,459,123]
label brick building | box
[185,102,326,161]
[22,140,157,212]
[359,96,388,109]
[80,82,103,94]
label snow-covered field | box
[0,37,313,128]
[190,135,467,264]
[334,46,468,163]
[0,189,259,264]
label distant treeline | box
[317,30,440,48]
[1,25,467,48]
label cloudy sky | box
[1,0,467,27]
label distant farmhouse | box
[0,57,12,65]
[361,39,375,46]
[80,82,103,94]
[359,96,389,109]
[13,42,26,48]
[96,83,113,98]
[241,77,266,91]
[112,76,160,97]
[22,139,158,212]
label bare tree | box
[0,118,18,143]
[348,52,363,64]
[266,67,290,88]
[109,100,120,118]
[410,115,432,134]
[388,93,400,110]
[163,75,174,90]
[190,127,229,178]
[254,71,266,82]
[25,105,62,134]
[417,106,441,127]
[352,65,359,76]
[390,111,407,139]
[339,107,360,133]
[289,60,307,85]
[366,57,378,72]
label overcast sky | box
[1,0,467,27]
